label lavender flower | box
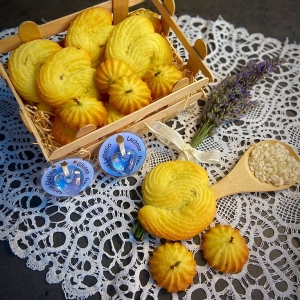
[190,57,285,148]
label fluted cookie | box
[52,116,77,146]
[128,8,162,33]
[95,58,133,93]
[143,64,183,100]
[201,224,249,273]
[108,75,152,115]
[57,96,108,130]
[150,242,197,293]
[104,102,125,124]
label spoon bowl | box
[211,140,300,200]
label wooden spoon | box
[211,140,300,200]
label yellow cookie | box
[95,58,133,93]
[143,64,183,100]
[52,116,77,146]
[201,224,249,273]
[128,8,162,33]
[65,7,115,68]
[139,160,216,240]
[104,102,125,124]
[8,39,62,103]
[106,15,173,77]
[108,75,152,115]
[57,97,108,130]
[37,46,100,108]
[150,242,197,293]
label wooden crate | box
[0,0,213,163]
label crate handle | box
[187,39,208,76]
[161,0,175,36]
[194,39,207,60]
[76,124,97,139]
[18,21,42,43]
[172,78,189,92]
[152,0,214,82]
[113,0,129,25]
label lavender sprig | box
[190,57,285,148]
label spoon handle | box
[210,153,254,199]
[211,172,245,200]
[211,174,241,200]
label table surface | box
[0,11,300,300]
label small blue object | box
[41,158,94,197]
[111,149,137,174]
[99,132,146,177]
[53,165,84,196]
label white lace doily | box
[0,15,299,300]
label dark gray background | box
[0,0,299,43]
[0,0,299,299]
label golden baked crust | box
[128,8,162,33]
[104,102,125,124]
[37,46,100,108]
[52,116,77,146]
[143,64,183,100]
[139,160,216,240]
[8,39,62,103]
[65,7,115,68]
[201,224,249,273]
[149,242,197,293]
[57,97,108,130]
[95,58,133,93]
[105,15,173,77]
[36,101,55,114]
[108,75,152,115]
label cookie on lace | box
[138,160,216,240]
[201,224,249,273]
[149,242,197,293]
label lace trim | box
[0,15,299,300]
